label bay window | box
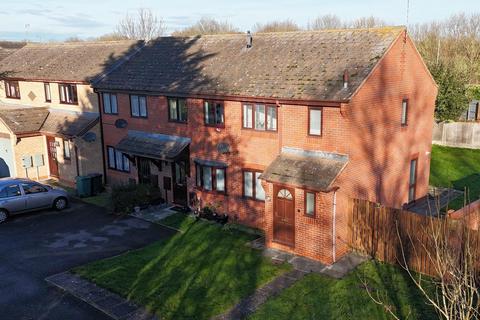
[107,146,130,172]
[195,163,226,193]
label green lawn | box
[430,145,480,209]
[73,213,290,319]
[80,191,112,209]
[250,261,436,320]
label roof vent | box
[246,31,253,48]
[343,69,349,89]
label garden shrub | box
[111,183,162,214]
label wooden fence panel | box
[348,198,480,277]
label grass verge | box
[73,213,291,319]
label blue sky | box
[0,0,477,41]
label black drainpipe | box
[96,90,108,185]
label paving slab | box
[46,271,156,320]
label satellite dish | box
[82,132,96,142]
[217,142,230,154]
[115,119,128,128]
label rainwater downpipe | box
[332,190,337,263]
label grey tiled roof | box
[260,147,348,191]
[0,41,26,62]
[116,130,191,160]
[0,106,49,134]
[95,27,404,101]
[0,40,143,82]
[0,104,98,137]
[40,110,99,137]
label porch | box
[115,130,191,206]
[260,147,349,265]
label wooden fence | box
[348,198,480,276]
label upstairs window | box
[130,95,147,118]
[59,83,78,104]
[107,146,130,172]
[401,99,408,126]
[242,104,277,131]
[204,101,225,126]
[195,163,226,193]
[243,169,265,201]
[44,83,51,102]
[5,80,20,99]
[168,97,188,122]
[309,107,322,136]
[103,93,118,114]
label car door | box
[21,183,52,210]
[0,184,26,214]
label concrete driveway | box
[0,199,176,320]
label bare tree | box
[253,20,301,33]
[309,14,343,30]
[96,33,129,41]
[350,16,386,29]
[363,199,480,320]
[172,17,239,36]
[116,8,166,41]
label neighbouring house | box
[93,27,437,264]
[0,41,26,62]
[463,99,479,122]
[0,40,143,184]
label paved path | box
[0,199,175,320]
[215,269,307,320]
[46,272,156,320]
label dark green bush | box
[111,183,162,214]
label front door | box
[273,186,295,246]
[172,160,187,206]
[138,157,152,185]
[46,136,59,177]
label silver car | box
[0,178,69,223]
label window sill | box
[6,96,21,100]
[241,127,277,133]
[108,167,130,173]
[131,115,148,119]
[60,102,79,105]
[195,187,227,196]
[243,196,265,202]
[168,120,188,124]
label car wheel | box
[53,197,68,211]
[0,209,8,223]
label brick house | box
[0,41,142,184]
[93,27,437,264]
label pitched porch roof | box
[0,104,98,137]
[260,147,348,192]
[116,130,190,160]
[40,110,99,138]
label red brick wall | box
[99,32,437,264]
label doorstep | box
[262,247,368,278]
[46,271,157,320]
